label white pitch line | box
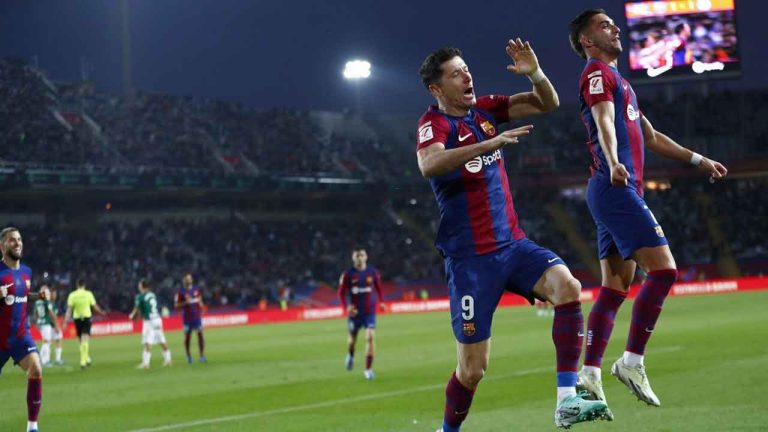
[128,366,551,432]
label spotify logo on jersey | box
[5,295,14,306]
[465,157,483,173]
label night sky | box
[1,0,766,113]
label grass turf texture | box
[1,291,766,431]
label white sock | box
[55,346,62,362]
[557,387,576,403]
[142,350,151,366]
[623,351,644,367]
[40,343,50,364]
[163,349,172,363]
[27,421,38,431]
[582,365,602,379]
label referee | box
[63,279,106,369]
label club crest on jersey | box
[627,104,640,121]
[655,225,665,238]
[366,276,373,284]
[463,322,476,337]
[480,121,495,136]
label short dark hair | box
[674,22,688,34]
[352,246,366,253]
[0,227,19,242]
[419,47,463,89]
[569,8,606,59]
[139,278,151,289]
[76,278,86,288]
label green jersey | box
[135,291,160,320]
[34,299,55,326]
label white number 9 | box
[461,295,474,321]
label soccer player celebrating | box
[568,9,727,406]
[417,40,611,430]
[0,227,48,432]
[129,279,172,369]
[63,278,108,369]
[175,273,205,364]
[33,285,62,367]
[337,247,383,380]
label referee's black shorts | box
[74,318,92,338]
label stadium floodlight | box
[343,60,371,80]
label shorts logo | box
[627,103,640,121]
[463,322,476,337]
[589,76,604,94]
[655,225,665,238]
[418,122,434,144]
[480,121,495,136]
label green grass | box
[2,291,767,431]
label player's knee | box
[459,364,486,387]
[553,277,581,305]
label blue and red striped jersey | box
[0,262,32,349]
[337,266,382,316]
[176,286,203,323]
[416,95,526,258]
[579,58,646,194]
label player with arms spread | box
[417,41,611,430]
[129,278,172,369]
[175,273,206,364]
[0,227,48,432]
[568,8,727,406]
[338,247,383,380]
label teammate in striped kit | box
[338,247,383,380]
[569,8,727,407]
[417,40,611,430]
[0,227,47,432]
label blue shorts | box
[0,334,38,375]
[587,177,668,260]
[445,238,563,344]
[183,319,203,333]
[348,314,376,334]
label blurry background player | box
[175,273,206,364]
[337,247,383,380]
[33,284,63,366]
[63,278,107,369]
[569,8,728,407]
[416,40,611,431]
[0,227,46,432]
[129,278,172,369]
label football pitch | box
[1,291,766,431]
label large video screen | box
[624,0,740,82]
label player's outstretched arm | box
[592,101,630,186]
[505,38,559,120]
[417,126,533,178]
[641,116,728,180]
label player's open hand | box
[347,305,358,318]
[0,284,7,297]
[699,157,728,182]
[506,38,540,76]
[488,125,534,150]
[610,163,630,187]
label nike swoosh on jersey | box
[458,133,472,142]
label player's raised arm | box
[505,38,559,120]
[640,115,728,180]
[591,101,630,186]
[416,125,533,178]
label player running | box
[568,8,728,406]
[417,40,611,430]
[175,273,206,364]
[0,227,47,432]
[129,279,172,369]
[33,285,63,367]
[337,247,383,380]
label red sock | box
[584,287,627,367]
[443,372,475,429]
[365,354,373,370]
[27,377,42,422]
[184,332,191,357]
[626,269,678,355]
[553,301,584,387]
[197,331,205,356]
